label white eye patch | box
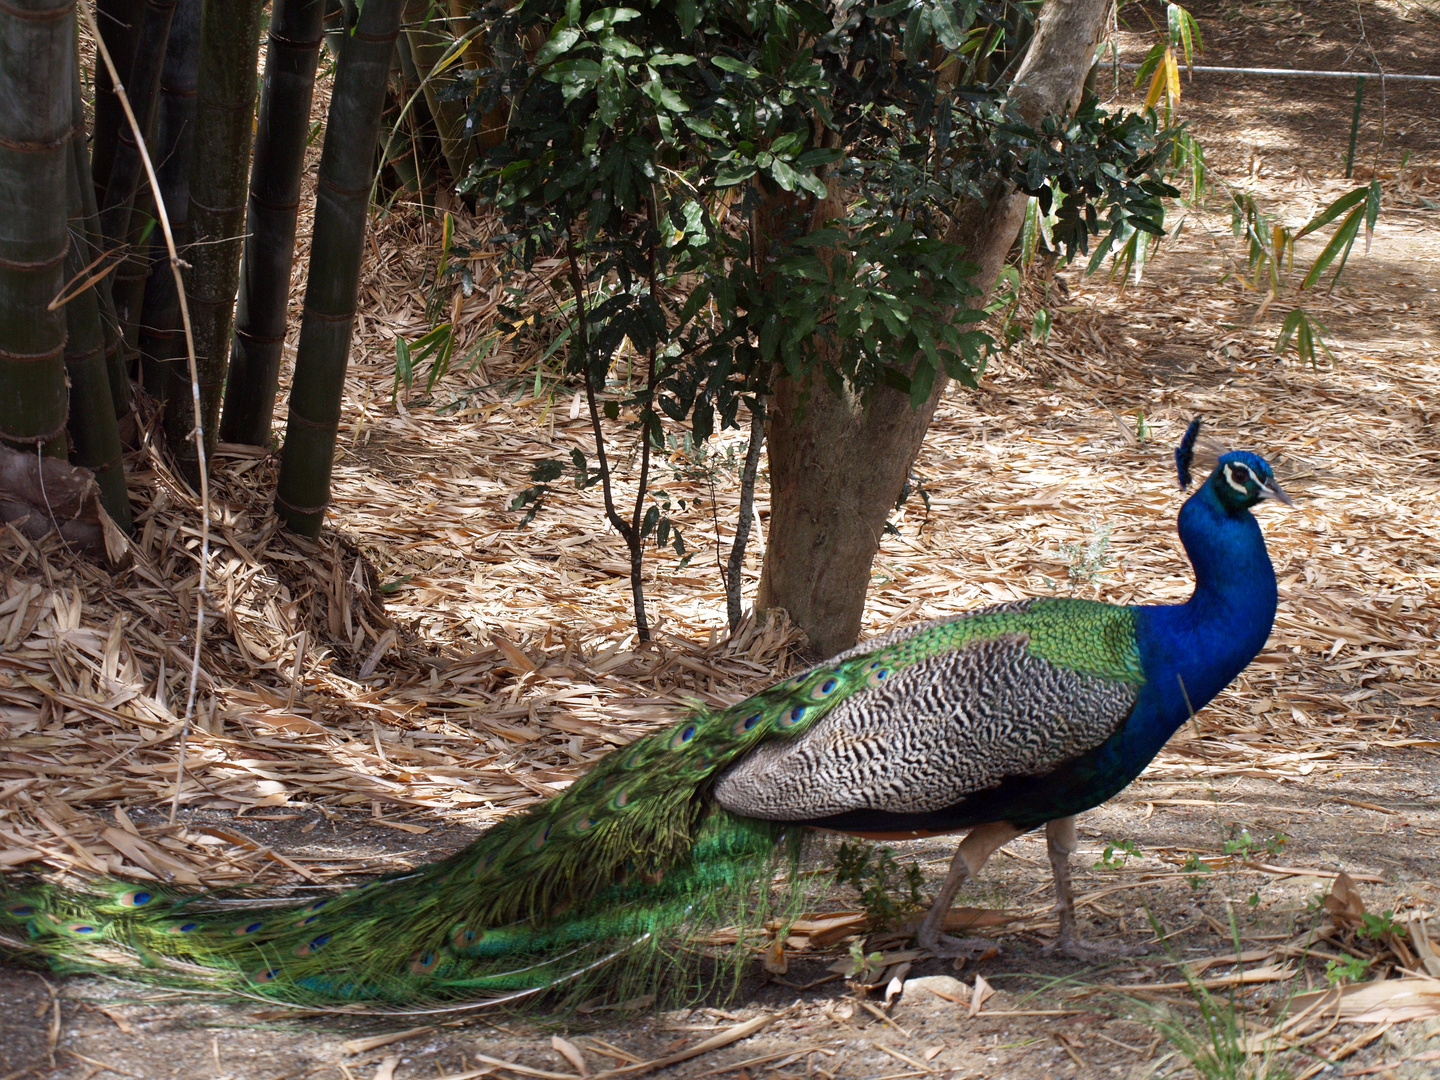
[1224,462,1252,494]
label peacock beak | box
[1258,478,1293,506]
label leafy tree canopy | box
[455,0,1179,435]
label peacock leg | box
[1044,815,1148,960]
[914,821,1023,958]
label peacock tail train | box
[0,597,1139,1008]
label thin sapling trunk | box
[565,231,650,640]
[724,396,765,632]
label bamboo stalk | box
[273,0,404,537]
[219,0,327,447]
[164,0,267,487]
[322,0,352,61]
[385,28,442,209]
[89,0,146,207]
[135,0,200,402]
[69,51,132,425]
[444,0,506,151]
[0,0,73,458]
[65,113,132,532]
[101,0,177,355]
[401,0,475,187]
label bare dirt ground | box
[3,2,1440,1078]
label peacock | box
[0,419,1290,1009]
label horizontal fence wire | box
[1121,63,1440,84]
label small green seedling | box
[833,841,927,925]
[1359,910,1402,940]
[1094,838,1142,869]
[1325,954,1372,987]
[1182,853,1211,891]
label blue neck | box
[1127,480,1278,766]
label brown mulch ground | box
[3,1,1440,1077]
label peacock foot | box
[1045,932,1150,961]
[917,931,1002,961]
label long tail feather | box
[1,658,855,1007]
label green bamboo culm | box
[135,0,199,402]
[64,110,132,533]
[88,0,146,208]
[164,0,267,488]
[401,0,475,188]
[100,0,178,358]
[0,0,74,460]
[384,28,443,210]
[219,0,327,448]
[69,50,132,427]
[274,0,404,536]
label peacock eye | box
[811,676,839,699]
[731,712,762,736]
[668,723,698,749]
[778,705,806,728]
[409,950,440,974]
[452,926,482,948]
[295,932,331,956]
[1224,462,1253,493]
[867,666,890,687]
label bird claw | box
[918,933,1001,961]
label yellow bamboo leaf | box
[1164,48,1182,106]
[430,38,473,78]
[1143,58,1167,110]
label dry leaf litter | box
[1,16,1440,1077]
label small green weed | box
[1141,905,1296,1079]
[1358,910,1403,940]
[1044,521,1114,593]
[836,937,888,982]
[1220,825,1288,861]
[833,841,927,926]
[1325,954,1372,987]
[1094,838,1141,870]
[1183,853,1212,890]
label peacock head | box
[1175,418,1291,515]
[1207,451,1291,514]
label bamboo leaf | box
[1164,48,1181,106]
[1296,186,1367,238]
[1143,53,1168,110]
[1299,204,1362,291]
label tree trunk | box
[0,0,73,459]
[755,0,1110,658]
[273,0,403,537]
[164,0,266,488]
[135,0,201,401]
[219,0,327,447]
